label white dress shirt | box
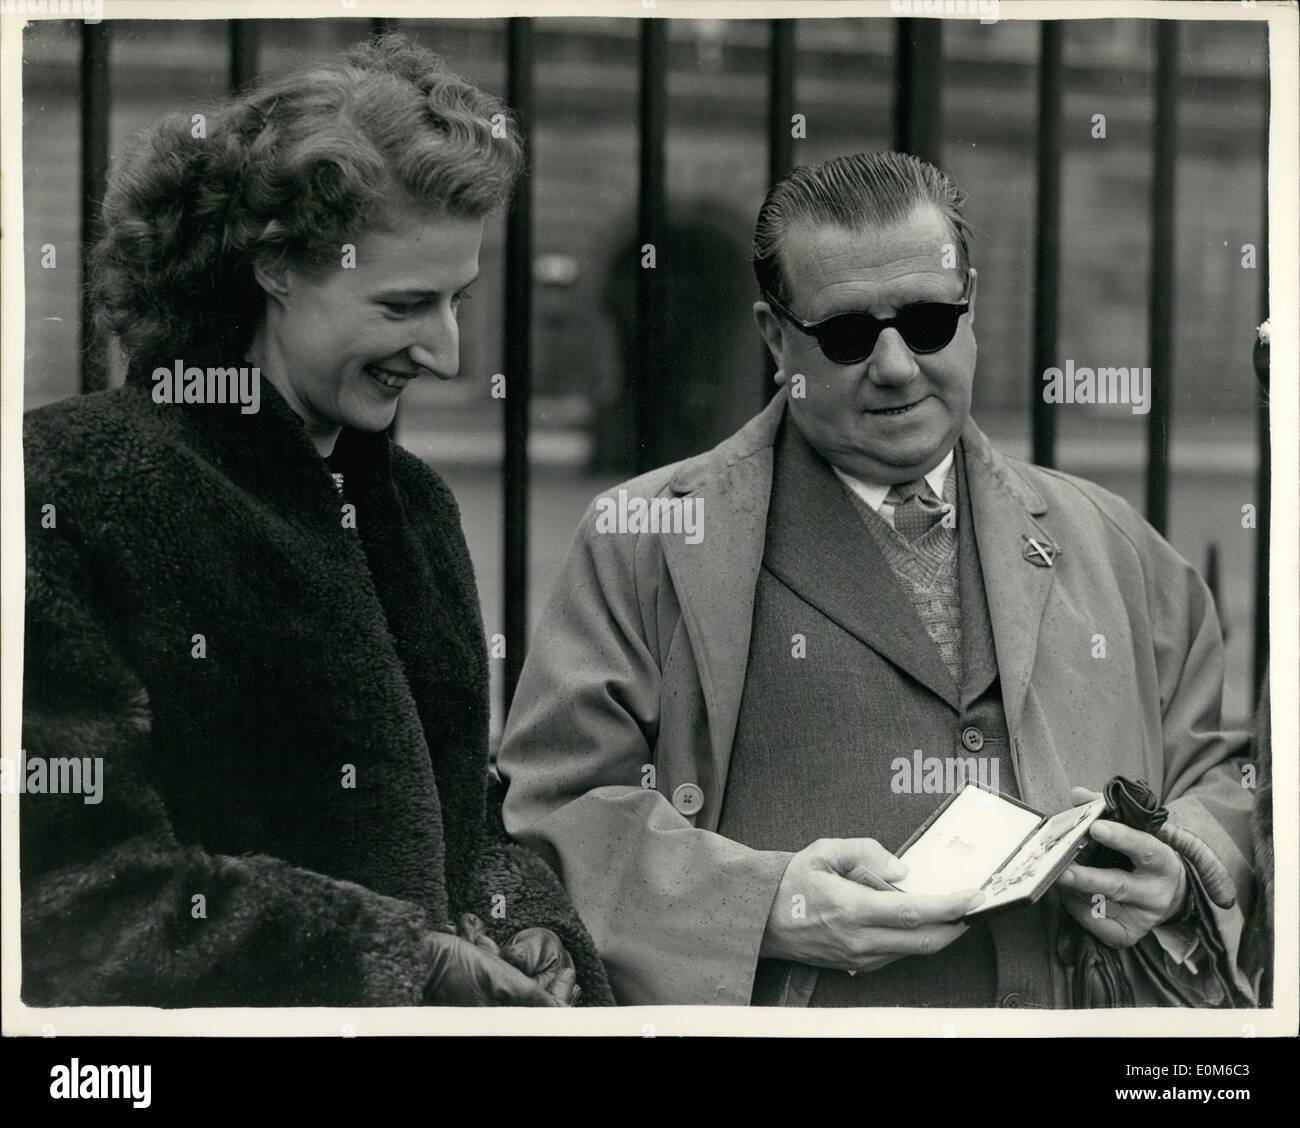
[831,448,955,530]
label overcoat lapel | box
[956,442,1000,707]
[961,421,1056,736]
[658,392,784,795]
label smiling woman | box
[20,33,612,1008]
[248,206,485,448]
[93,33,514,451]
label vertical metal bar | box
[1253,41,1270,701]
[1144,20,1178,535]
[1031,22,1063,469]
[767,21,795,188]
[79,22,110,395]
[762,19,796,403]
[229,19,261,95]
[502,18,534,710]
[893,18,942,165]
[634,18,667,476]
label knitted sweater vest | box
[843,462,963,688]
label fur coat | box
[20,376,612,1007]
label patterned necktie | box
[886,478,947,542]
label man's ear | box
[965,267,978,327]
[753,299,788,383]
[252,260,292,308]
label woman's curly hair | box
[92,33,524,374]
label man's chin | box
[791,407,956,481]
[854,426,948,468]
[837,437,954,481]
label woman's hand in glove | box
[456,914,580,1005]
[499,927,581,1006]
[421,928,564,1006]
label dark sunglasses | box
[764,279,971,365]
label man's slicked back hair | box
[752,151,971,306]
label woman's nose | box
[409,313,459,380]
[865,328,919,386]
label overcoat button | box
[672,782,705,816]
[1000,992,1022,1008]
[960,726,985,752]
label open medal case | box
[885,783,1107,921]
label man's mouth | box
[866,398,925,417]
[364,364,418,391]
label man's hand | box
[760,837,984,974]
[1055,786,1188,950]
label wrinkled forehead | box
[779,206,963,318]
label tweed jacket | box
[498,387,1256,1006]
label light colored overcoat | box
[499,388,1255,1006]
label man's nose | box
[864,327,919,386]
[408,310,459,380]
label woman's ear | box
[965,267,978,326]
[253,260,292,308]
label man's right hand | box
[759,838,984,974]
[422,931,566,1006]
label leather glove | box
[1074,776,1168,873]
[456,913,580,1005]
[1060,776,1167,1007]
[421,929,563,1006]
[1074,776,1235,909]
[499,927,581,1006]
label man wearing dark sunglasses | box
[761,272,972,364]
[499,152,1255,1011]
[752,202,977,493]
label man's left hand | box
[1055,786,1188,949]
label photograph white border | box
[2,0,1295,1038]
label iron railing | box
[71,16,1272,712]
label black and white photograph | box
[0,0,1294,1079]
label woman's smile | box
[364,363,419,392]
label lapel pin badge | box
[1022,534,1059,567]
